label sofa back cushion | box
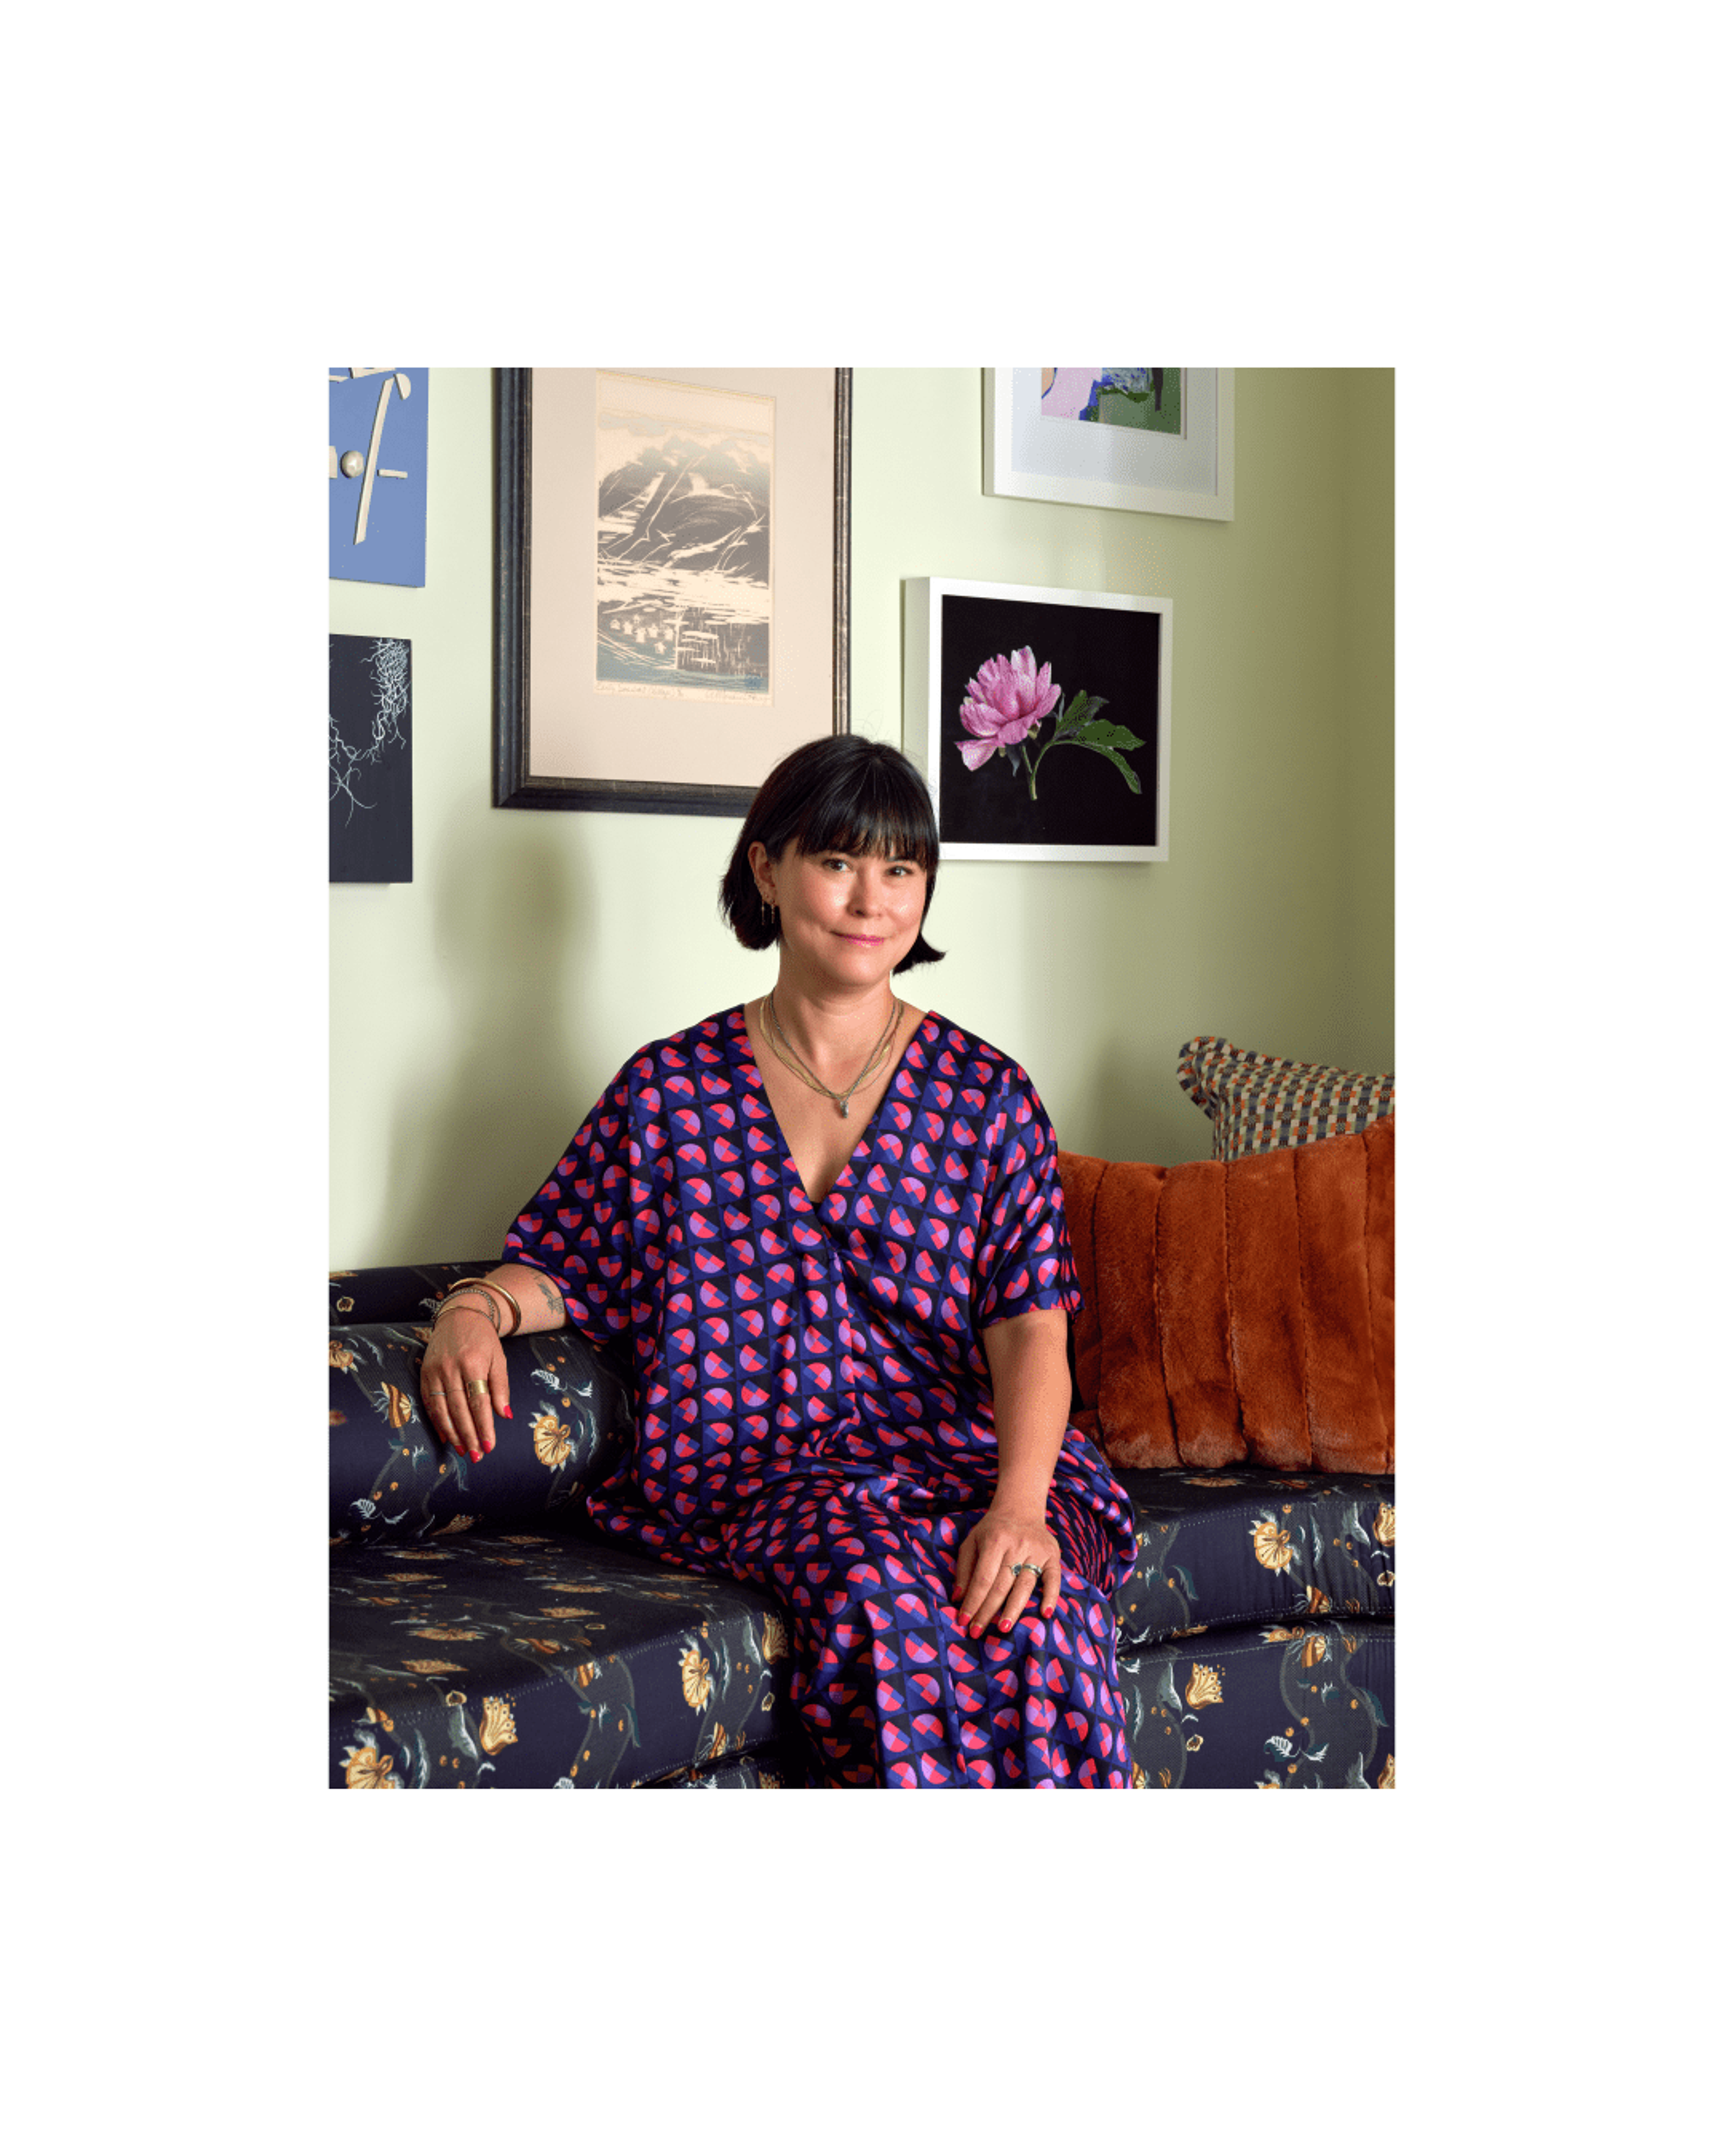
[1058,1119,1393,1475]
[1177,1035,1393,1161]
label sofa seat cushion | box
[330,1526,795,1789]
[1118,1618,1394,1788]
[1111,1467,1395,1648]
[642,1742,810,1789]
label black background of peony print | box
[937,594,1160,848]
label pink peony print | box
[957,647,1061,770]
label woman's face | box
[752,838,928,990]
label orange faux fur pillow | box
[1058,1119,1394,1475]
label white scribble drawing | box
[329,638,410,823]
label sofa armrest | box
[330,1315,635,1546]
[328,1260,503,1327]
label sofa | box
[330,1067,1394,1791]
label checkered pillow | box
[1178,1036,1394,1162]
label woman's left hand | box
[952,1508,1061,1636]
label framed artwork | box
[330,634,412,882]
[495,368,852,816]
[904,579,1171,862]
[983,368,1234,521]
[328,368,429,585]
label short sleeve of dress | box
[502,1069,638,1360]
[971,1069,1084,1332]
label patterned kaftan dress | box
[504,1006,1138,1787]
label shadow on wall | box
[383,813,597,1264]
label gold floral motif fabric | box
[1111,1467,1396,1648]
[329,1317,635,1548]
[331,1264,1390,1789]
[1117,1620,1393,1789]
[332,1523,808,1787]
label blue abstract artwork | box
[329,368,428,586]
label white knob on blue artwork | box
[340,450,366,478]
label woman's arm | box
[418,1263,568,1463]
[951,1306,1072,1637]
[485,1261,571,1335]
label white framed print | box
[983,369,1234,521]
[904,578,1171,863]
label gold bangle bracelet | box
[446,1276,523,1338]
[437,1287,501,1332]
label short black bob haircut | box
[719,735,945,973]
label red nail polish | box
[501,1407,513,1420]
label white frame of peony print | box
[983,369,1234,521]
[904,578,1172,863]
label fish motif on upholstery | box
[565,1655,641,1785]
[1259,1625,1389,1789]
[1115,1519,1194,1644]
[1114,1620,1393,1788]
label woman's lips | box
[838,933,884,945]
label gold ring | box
[465,1379,490,1397]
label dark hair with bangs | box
[719,735,945,972]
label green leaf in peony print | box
[957,649,1146,803]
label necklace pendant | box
[840,1101,849,1118]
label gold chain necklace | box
[764,992,901,1118]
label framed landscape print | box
[983,369,1234,521]
[495,368,851,816]
[904,579,1171,862]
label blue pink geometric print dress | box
[503,1006,1138,1788]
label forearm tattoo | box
[536,1277,563,1320]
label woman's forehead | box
[790,831,924,861]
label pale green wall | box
[330,367,1393,1266]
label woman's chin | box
[786,936,907,986]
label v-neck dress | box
[502,1005,1137,1787]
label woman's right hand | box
[419,1304,512,1463]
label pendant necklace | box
[764,992,901,1118]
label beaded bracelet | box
[440,1277,523,1337]
[434,1286,502,1333]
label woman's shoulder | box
[906,1012,1046,1109]
[614,1006,749,1086]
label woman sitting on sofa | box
[416,735,1137,1788]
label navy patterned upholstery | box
[330,1265,1394,1788]
[330,1321,633,1546]
[1112,1467,1395,1647]
[331,1527,811,1789]
[1118,1621,1394,1788]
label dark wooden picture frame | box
[495,367,852,817]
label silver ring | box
[424,1388,447,1397]
[1012,1562,1043,1578]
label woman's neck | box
[763,972,898,1080]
